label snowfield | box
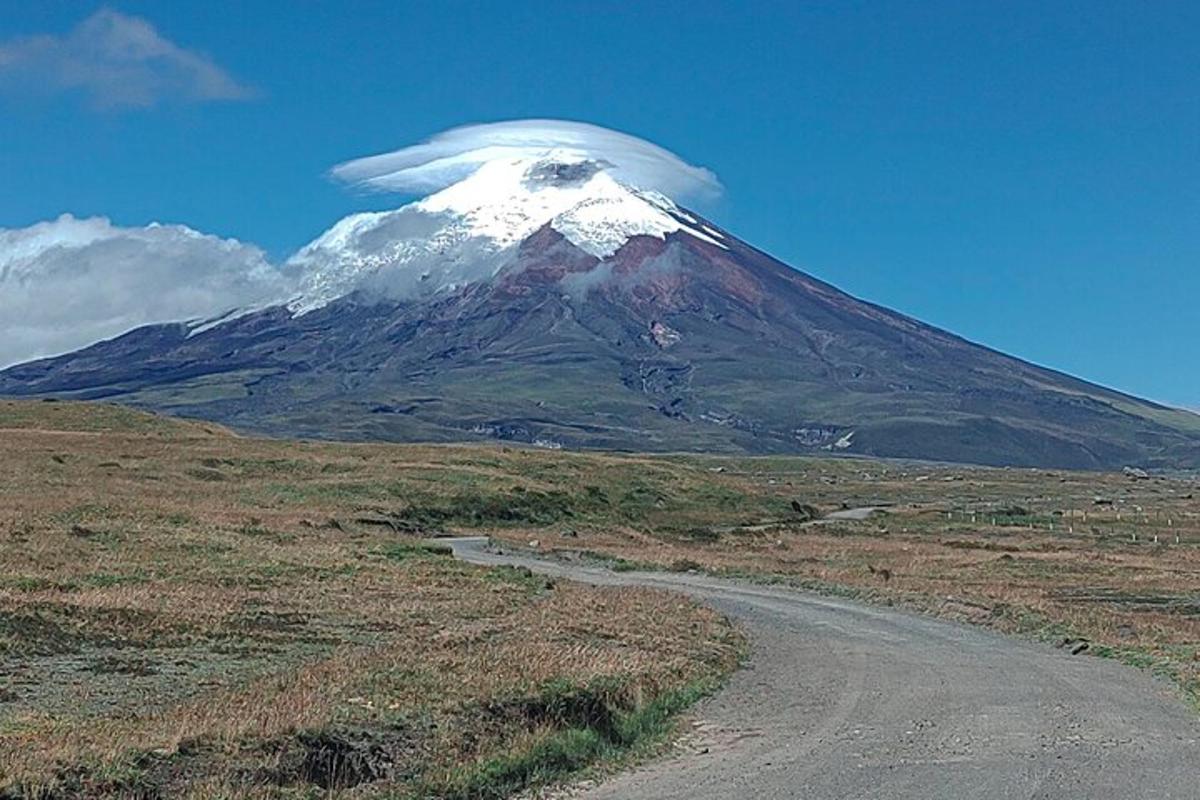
[287,151,725,313]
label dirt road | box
[447,537,1200,799]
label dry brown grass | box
[0,401,740,797]
[491,456,1200,701]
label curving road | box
[447,537,1200,799]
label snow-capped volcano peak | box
[287,151,724,313]
[415,150,722,255]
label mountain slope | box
[2,153,1198,469]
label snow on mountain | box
[417,151,724,255]
[287,151,724,313]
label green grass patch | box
[483,565,555,593]
[0,575,73,593]
[378,541,454,562]
[400,487,580,528]
[417,675,726,800]
[82,571,149,589]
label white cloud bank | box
[0,215,291,368]
[0,8,252,108]
[331,119,721,201]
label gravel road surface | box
[447,537,1199,799]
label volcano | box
[3,148,1198,470]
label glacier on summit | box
[286,149,725,313]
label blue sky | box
[1,1,1197,407]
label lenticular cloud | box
[330,119,722,200]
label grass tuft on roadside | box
[418,675,729,800]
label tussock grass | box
[0,402,741,798]
[418,675,724,800]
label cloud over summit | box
[331,120,722,201]
[0,8,252,108]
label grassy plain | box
[0,401,740,798]
[2,399,1198,796]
